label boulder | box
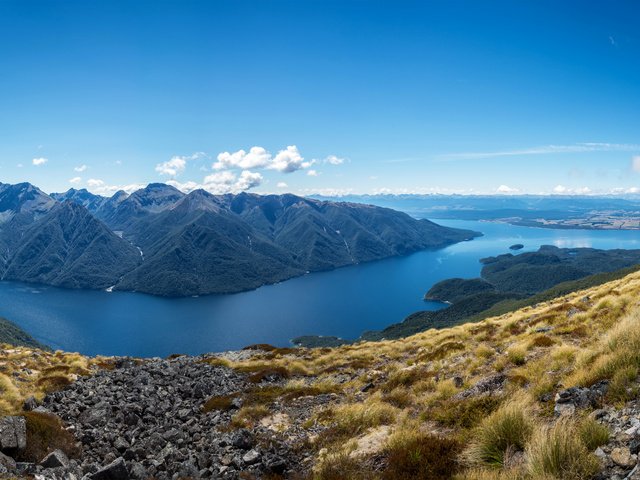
[554,381,609,416]
[0,451,17,474]
[0,416,27,451]
[231,429,254,450]
[611,446,635,468]
[453,374,506,399]
[40,449,70,468]
[23,396,38,411]
[90,457,129,480]
[242,449,261,465]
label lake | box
[2,220,640,357]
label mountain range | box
[0,182,478,296]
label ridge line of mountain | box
[0,181,480,297]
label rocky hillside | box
[4,271,640,478]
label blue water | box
[2,220,639,357]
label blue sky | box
[1,0,639,196]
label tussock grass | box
[202,393,240,413]
[230,405,270,428]
[36,374,73,394]
[381,429,461,480]
[314,453,369,480]
[568,309,640,390]
[464,397,533,467]
[431,396,502,429]
[16,411,81,463]
[506,345,527,366]
[319,399,399,438]
[578,417,609,451]
[526,418,600,479]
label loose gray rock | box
[90,457,129,480]
[453,374,506,399]
[34,355,298,478]
[0,451,17,474]
[0,416,26,451]
[40,449,70,468]
[242,449,261,465]
[23,396,38,411]
[554,381,608,416]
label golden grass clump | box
[526,418,600,480]
[506,345,527,366]
[230,405,270,428]
[464,397,534,467]
[569,309,640,390]
[321,399,399,438]
[578,417,610,451]
[430,396,502,429]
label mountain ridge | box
[0,182,479,296]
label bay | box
[1,220,639,357]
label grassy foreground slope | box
[3,270,640,478]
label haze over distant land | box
[312,194,640,230]
[0,1,638,197]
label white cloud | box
[168,170,263,195]
[203,171,236,185]
[438,143,640,161]
[87,178,105,187]
[298,187,355,197]
[87,182,145,195]
[155,152,205,177]
[235,170,263,190]
[551,185,591,195]
[324,155,345,165]
[214,146,271,170]
[32,157,48,166]
[307,169,319,177]
[277,182,288,188]
[74,164,87,172]
[269,145,310,173]
[16,163,23,168]
[496,184,519,194]
[156,156,187,176]
[69,177,82,184]
[632,156,640,172]
[165,180,201,193]
[213,145,317,174]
